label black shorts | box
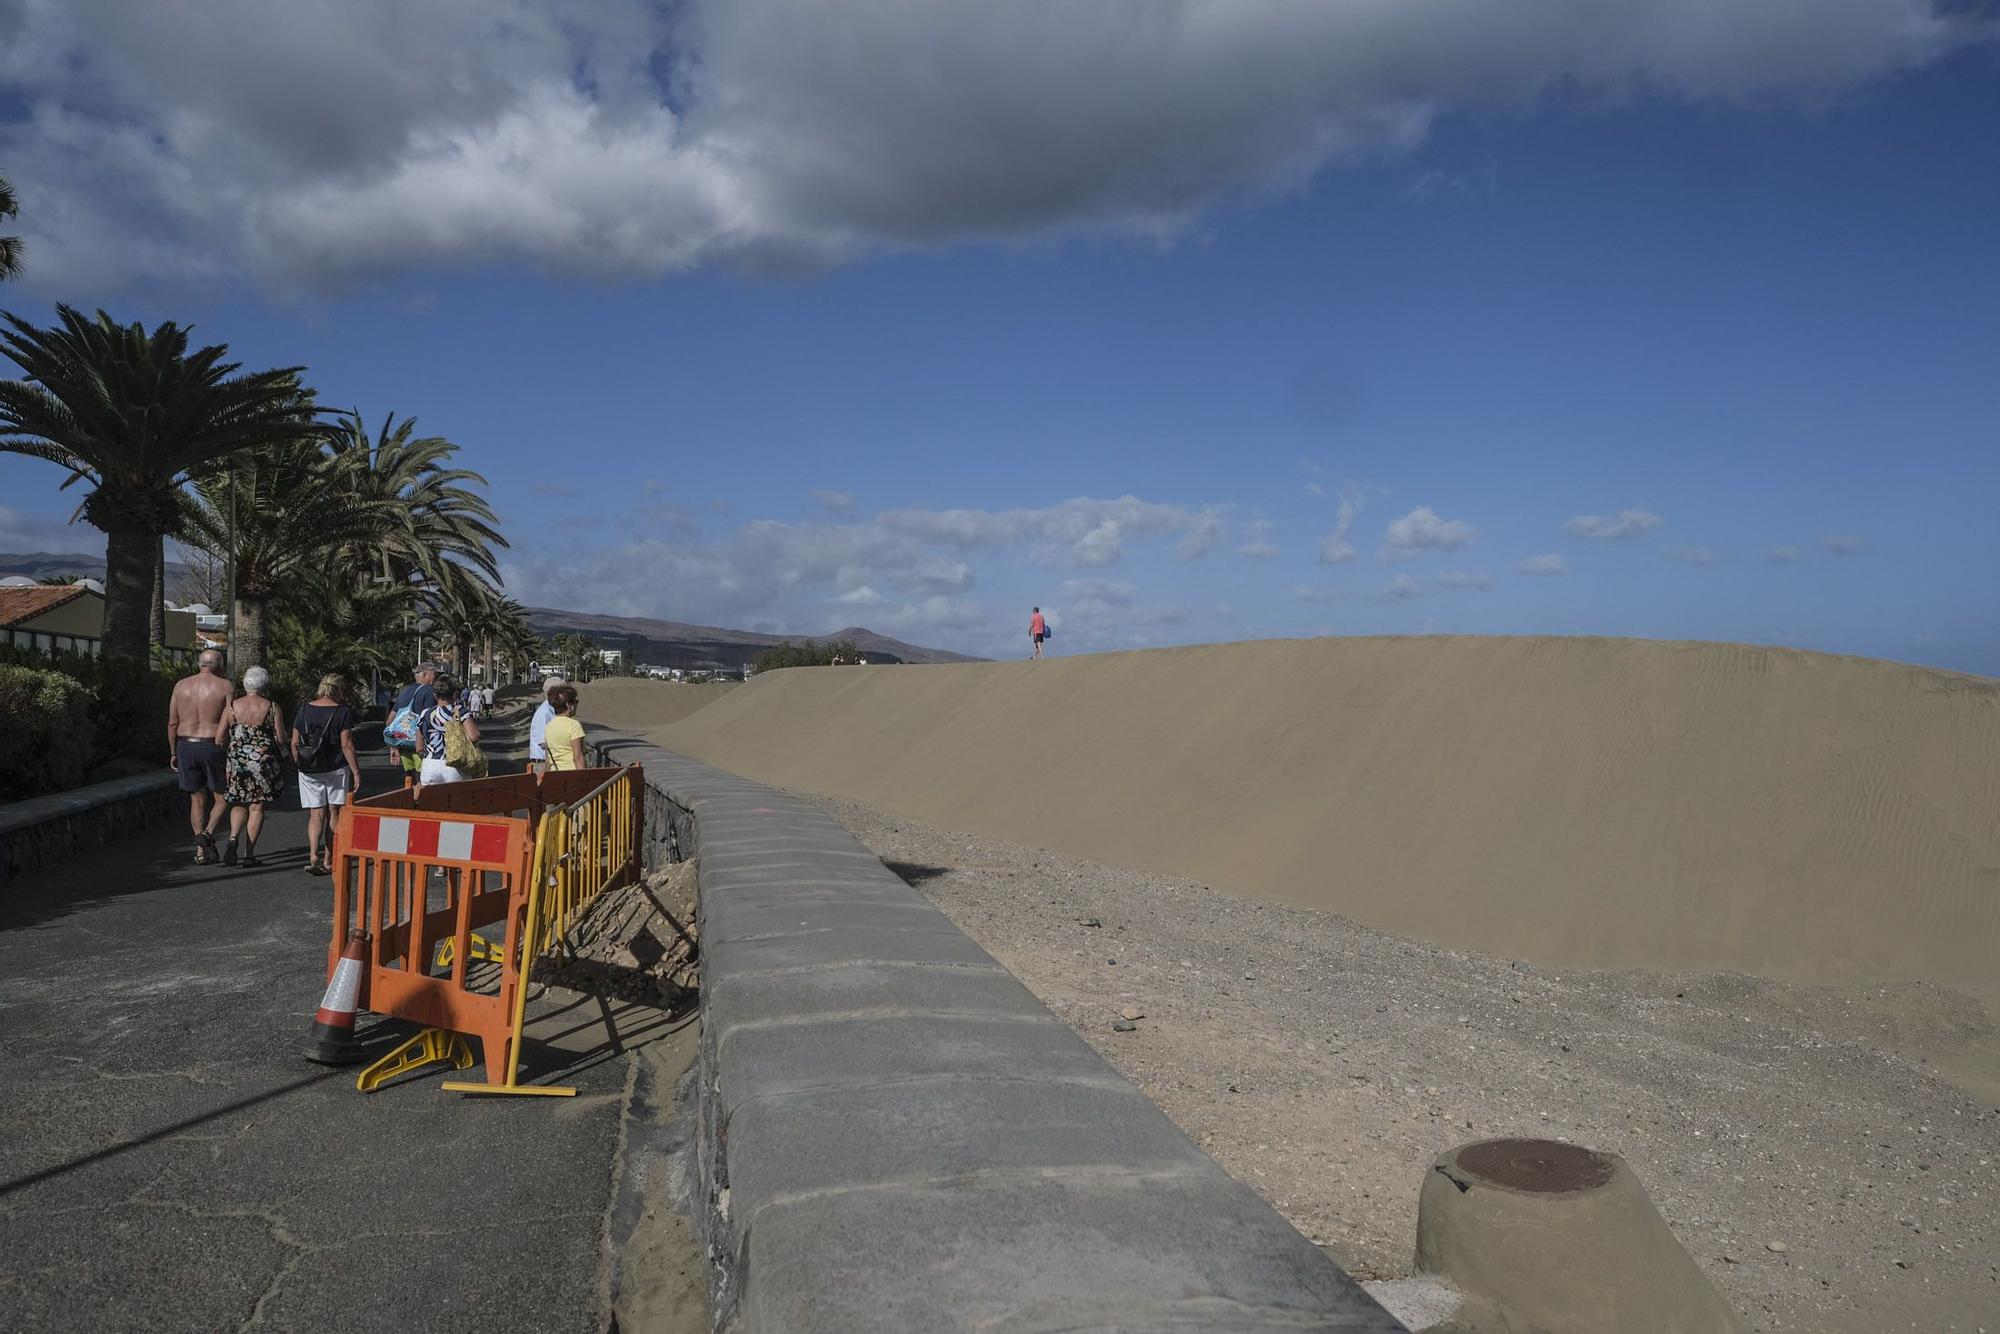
[175,738,227,793]
[1033,632,1047,644]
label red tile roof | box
[0,584,91,628]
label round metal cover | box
[1455,1139,1615,1194]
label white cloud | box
[878,495,1223,569]
[4,1,1984,292]
[1237,519,1278,559]
[1517,554,1567,576]
[1383,505,1474,557]
[1766,544,1808,564]
[1664,545,1727,567]
[1293,584,1338,604]
[1318,535,1357,564]
[1562,508,1664,541]
[0,504,95,554]
[894,560,975,596]
[1370,568,1491,600]
[811,489,855,517]
[494,489,1229,659]
[1823,533,1869,556]
[1057,577,1136,609]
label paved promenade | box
[0,723,675,1333]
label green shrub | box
[0,663,98,799]
[750,638,861,672]
[0,644,178,775]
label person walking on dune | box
[1029,606,1049,659]
[167,648,233,864]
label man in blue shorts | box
[166,649,232,863]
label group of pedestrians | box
[168,652,359,870]
[167,654,593,871]
[386,661,489,787]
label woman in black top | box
[292,674,362,875]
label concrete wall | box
[11,589,104,638]
[0,770,181,885]
[587,726,1404,1333]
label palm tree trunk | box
[149,536,167,650]
[101,526,156,662]
[232,594,268,679]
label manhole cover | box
[1455,1139,1615,1194]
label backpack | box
[444,713,488,778]
[295,705,343,773]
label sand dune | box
[580,679,738,732]
[596,637,2000,1010]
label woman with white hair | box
[214,665,286,868]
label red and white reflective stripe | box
[314,954,363,1027]
[348,814,508,864]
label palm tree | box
[325,411,508,588]
[179,434,392,674]
[0,306,307,660]
[0,174,22,281]
[267,569,412,699]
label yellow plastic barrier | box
[442,763,644,1097]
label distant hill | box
[0,550,208,603]
[524,606,981,671]
[1,551,979,668]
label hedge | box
[0,662,98,800]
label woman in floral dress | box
[216,665,287,868]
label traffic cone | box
[306,931,369,1065]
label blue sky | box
[1,3,1995,669]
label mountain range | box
[523,605,980,670]
[0,551,975,668]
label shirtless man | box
[167,649,233,863]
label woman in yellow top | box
[541,683,588,772]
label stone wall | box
[0,771,181,885]
[585,725,1405,1333]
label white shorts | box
[419,758,464,785]
[298,768,351,809]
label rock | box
[1111,1019,1137,1032]
[1120,1007,1143,1021]
[1082,916,1103,927]
[1765,1241,1788,1253]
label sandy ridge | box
[588,635,2000,1010]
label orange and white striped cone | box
[305,932,369,1065]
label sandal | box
[194,834,215,866]
[222,839,239,867]
[240,854,262,869]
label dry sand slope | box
[580,678,738,732]
[615,636,2000,1014]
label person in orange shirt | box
[1029,606,1048,659]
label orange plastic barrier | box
[325,765,642,1095]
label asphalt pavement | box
[0,715,685,1333]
